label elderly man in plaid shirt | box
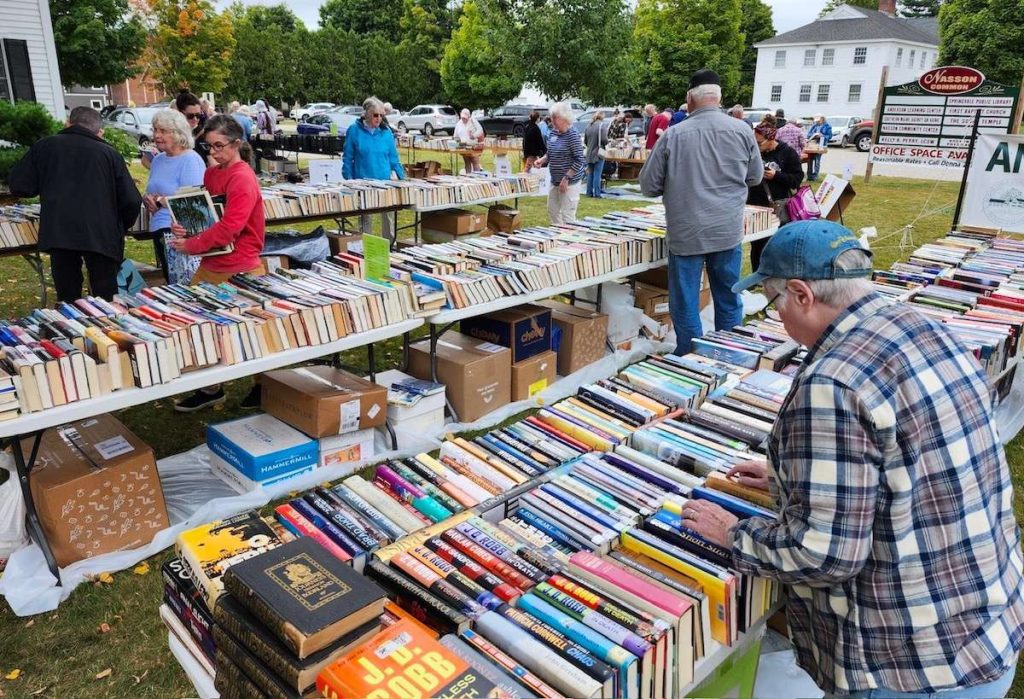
[683,220,1024,698]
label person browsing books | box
[454,108,485,173]
[583,111,609,199]
[143,109,206,285]
[680,220,1024,698]
[7,106,142,302]
[343,96,405,242]
[747,122,804,271]
[532,101,585,224]
[805,114,832,182]
[523,110,547,171]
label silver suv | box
[396,105,459,136]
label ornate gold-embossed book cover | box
[223,537,387,659]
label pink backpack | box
[787,185,822,221]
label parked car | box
[826,116,867,148]
[296,105,364,135]
[103,107,158,147]
[575,108,644,137]
[292,102,336,122]
[396,105,459,136]
[743,107,775,125]
[847,119,875,152]
[477,105,547,137]
[567,100,587,118]
[99,104,125,119]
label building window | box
[920,51,927,69]
[909,49,916,67]
[817,84,831,102]
[804,49,816,67]
[896,48,903,67]
[770,84,783,102]
[90,99,103,109]
[853,47,867,64]
[799,84,813,102]
[849,84,862,102]
[775,50,786,68]
[822,48,835,66]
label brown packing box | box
[27,414,169,568]
[327,232,363,257]
[487,204,522,233]
[536,300,609,376]
[511,350,556,401]
[421,208,486,236]
[408,331,511,423]
[824,181,856,222]
[261,366,387,438]
[634,282,672,319]
[631,268,709,291]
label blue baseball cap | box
[732,219,873,293]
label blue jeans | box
[587,158,604,197]
[668,247,743,355]
[808,153,822,180]
[834,660,1017,699]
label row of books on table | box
[0,204,40,249]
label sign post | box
[864,65,888,183]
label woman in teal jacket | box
[343,96,405,238]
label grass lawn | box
[1,161,1023,698]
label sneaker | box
[240,384,262,409]
[174,388,226,412]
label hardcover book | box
[223,537,387,659]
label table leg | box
[596,283,603,314]
[401,332,411,372]
[430,322,459,422]
[23,251,47,308]
[414,212,421,246]
[365,343,399,450]
[8,431,60,583]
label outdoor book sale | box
[4,0,1024,695]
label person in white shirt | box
[454,108,485,172]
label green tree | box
[147,0,236,93]
[223,4,304,106]
[49,0,146,88]
[898,0,943,16]
[301,27,357,104]
[818,0,878,16]
[318,0,403,41]
[632,0,744,109]
[240,3,301,31]
[939,0,1024,85]
[511,0,633,104]
[737,0,774,106]
[440,0,523,109]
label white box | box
[373,369,446,423]
[209,452,315,495]
[319,428,376,470]
[206,413,318,483]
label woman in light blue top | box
[143,109,208,284]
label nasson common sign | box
[869,66,1021,169]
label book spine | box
[221,571,299,659]
[331,485,406,542]
[273,503,352,562]
[454,522,547,584]
[214,650,266,699]
[162,582,216,662]
[499,605,617,686]
[212,625,294,699]
[303,491,379,552]
[408,546,504,610]
[211,605,301,690]
[460,628,562,699]
[289,498,367,558]
[440,529,535,591]
[569,551,690,617]
[364,558,470,634]
[533,582,651,657]
[422,536,521,603]
[389,551,487,618]
[643,514,733,568]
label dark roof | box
[757,6,939,47]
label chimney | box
[878,0,896,15]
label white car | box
[292,102,336,122]
[395,105,459,136]
[826,116,865,147]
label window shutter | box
[3,39,36,102]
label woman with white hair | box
[454,108,485,173]
[533,101,586,223]
[343,96,405,238]
[142,108,206,284]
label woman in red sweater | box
[169,114,266,284]
[170,115,266,411]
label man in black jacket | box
[8,106,141,302]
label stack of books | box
[0,204,40,249]
[214,537,388,698]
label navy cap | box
[732,219,873,293]
[688,69,720,90]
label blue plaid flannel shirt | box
[731,292,1024,694]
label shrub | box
[0,145,28,185]
[0,101,61,148]
[102,126,138,161]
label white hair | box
[150,108,194,150]
[763,249,874,310]
[362,95,385,120]
[549,101,575,123]
[460,108,471,118]
[687,84,722,104]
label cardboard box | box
[209,452,314,494]
[320,428,376,470]
[206,413,319,484]
[261,254,290,273]
[261,366,387,438]
[536,300,608,376]
[27,414,169,567]
[421,228,491,244]
[487,204,522,233]
[460,304,552,363]
[327,232,363,257]
[421,208,486,236]
[631,268,709,291]
[512,350,556,401]
[408,331,511,423]
[824,181,856,222]
[634,282,671,318]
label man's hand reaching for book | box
[726,460,770,492]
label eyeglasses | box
[207,139,238,152]
[184,112,201,121]
[370,113,384,118]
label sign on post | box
[869,66,1020,169]
[958,133,1024,233]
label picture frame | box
[165,188,234,257]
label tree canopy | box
[143,0,236,94]
[939,0,1024,86]
[440,0,523,109]
[50,0,146,88]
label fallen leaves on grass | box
[132,670,149,685]
[97,572,114,585]
[3,670,21,680]
[98,622,111,634]
[23,620,33,628]
[95,668,112,680]
[133,562,150,575]
[30,686,48,696]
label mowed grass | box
[1,158,1022,698]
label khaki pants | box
[547,182,581,224]
[190,261,267,285]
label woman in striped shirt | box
[533,101,586,224]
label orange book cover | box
[317,618,506,699]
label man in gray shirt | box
[639,69,763,355]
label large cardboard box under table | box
[420,208,486,236]
[408,332,511,423]
[511,350,556,401]
[487,204,521,233]
[207,414,318,489]
[261,366,387,438]
[27,414,169,567]
[536,300,608,376]
[460,304,552,364]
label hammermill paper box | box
[408,331,511,422]
[206,414,318,486]
[261,366,387,438]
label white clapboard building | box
[0,0,65,119]
[751,0,938,120]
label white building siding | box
[0,0,65,118]
[753,39,938,120]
